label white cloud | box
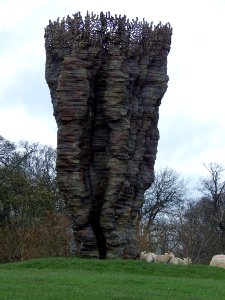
[0,104,57,147]
[0,0,47,28]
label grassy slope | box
[0,257,225,300]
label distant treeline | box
[1,135,225,264]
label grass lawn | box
[0,257,225,299]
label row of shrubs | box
[0,213,72,263]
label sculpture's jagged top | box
[44,11,172,59]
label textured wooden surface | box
[45,12,172,258]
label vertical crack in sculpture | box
[44,11,172,259]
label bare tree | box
[142,167,188,224]
[198,162,225,252]
[176,198,222,264]
[199,163,225,209]
[138,167,188,253]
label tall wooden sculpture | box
[45,12,172,258]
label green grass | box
[1,257,225,300]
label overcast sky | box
[0,0,225,186]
